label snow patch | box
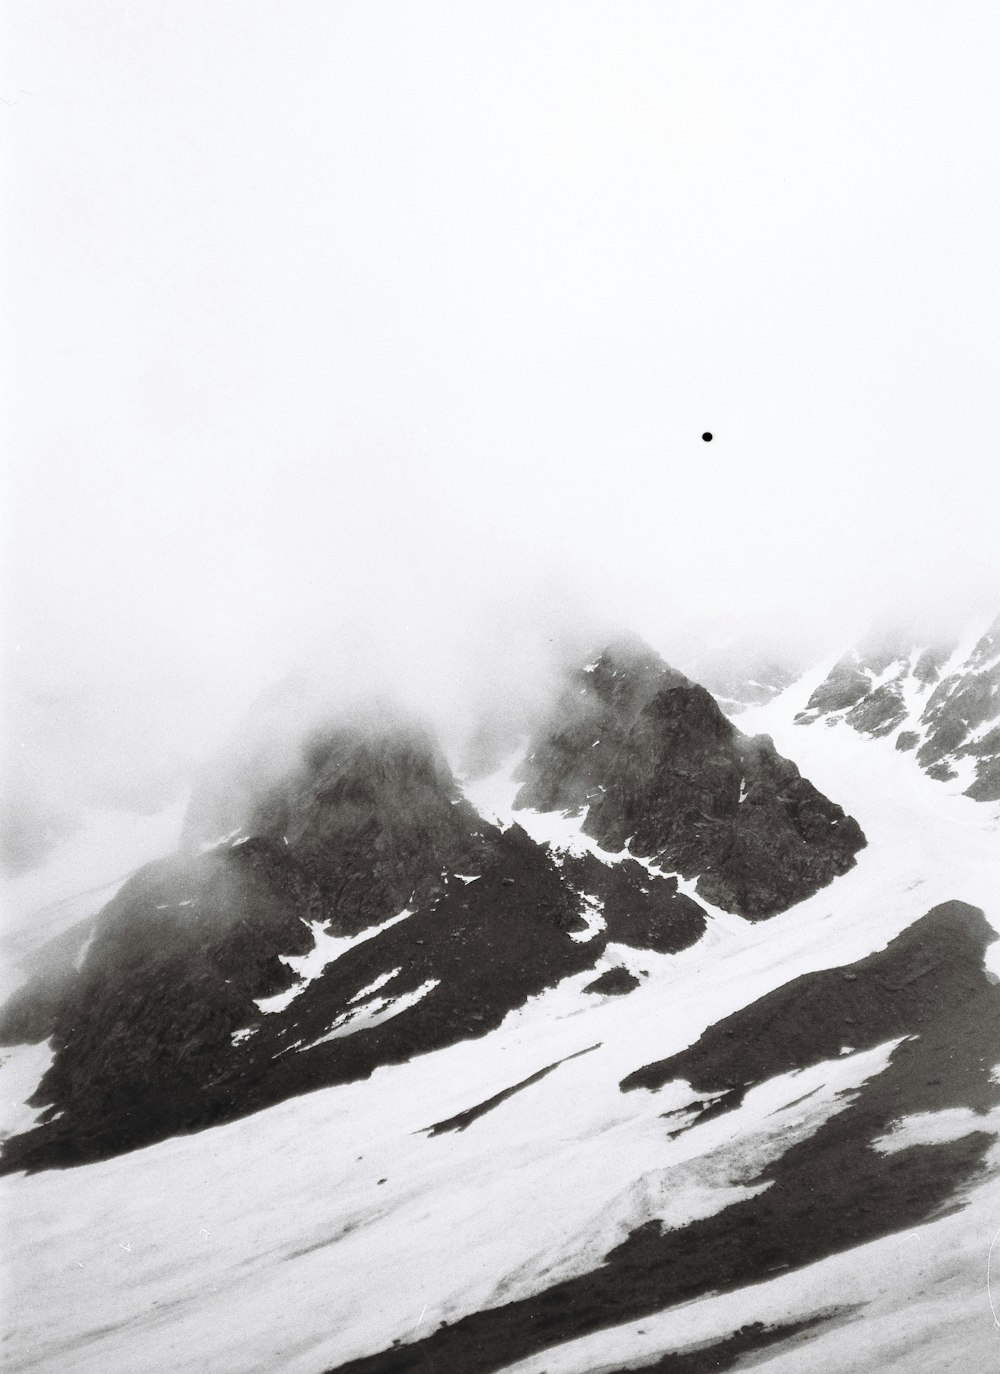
[491,1041,901,1308]
[872,1106,1000,1154]
[349,968,402,1004]
[197,828,244,854]
[254,908,414,1015]
[499,1162,1000,1374]
[72,930,95,972]
[295,979,440,1051]
[569,894,606,944]
[0,1041,55,1140]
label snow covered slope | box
[1,645,998,1374]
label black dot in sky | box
[702,432,713,442]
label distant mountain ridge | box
[795,612,1000,802]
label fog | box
[3,3,999,853]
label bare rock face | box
[622,900,997,1095]
[795,628,954,733]
[1,837,317,1166]
[516,645,866,920]
[798,656,875,718]
[183,701,486,937]
[584,967,640,996]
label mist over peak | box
[3,8,999,1370]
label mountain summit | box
[517,642,865,917]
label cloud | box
[3,1,998,808]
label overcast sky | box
[3,2,999,766]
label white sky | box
[2,2,999,757]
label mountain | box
[515,639,864,918]
[794,612,1000,801]
[1,631,997,1374]
[332,903,998,1374]
[682,643,802,716]
[0,643,864,1174]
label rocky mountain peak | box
[795,610,1000,803]
[514,643,865,920]
[584,635,686,701]
[967,611,1000,669]
[289,713,459,827]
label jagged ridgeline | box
[515,637,865,917]
[0,638,865,1172]
[795,613,1000,801]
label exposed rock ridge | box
[795,614,1000,802]
[915,614,1000,800]
[516,643,866,919]
[184,703,484,937]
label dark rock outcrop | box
[514,636,688,815]
[584,967,640,996]
[185,702,487,936]
[795,629,954,733]
[622,901,996,1096]
[516,644,866,920]
[560,851,707,953]
[2,839,316,1167]
[915,616,1000,800]
[797,656,874,718]
[422,1044,600,1137]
